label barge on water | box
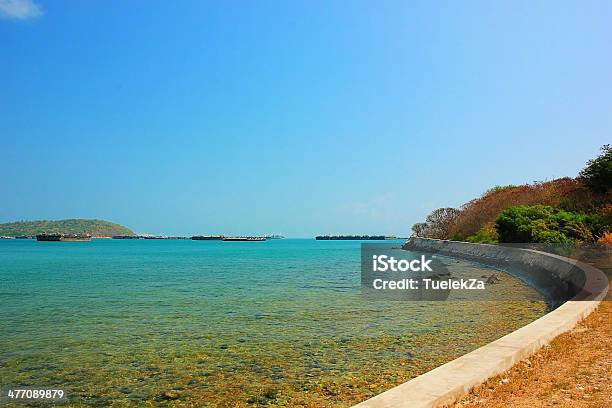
[36,233,92,242]
[222,236,267,242]
[192,235,225,240]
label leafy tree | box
[579,144,612,193]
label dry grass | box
[451,296,611,408]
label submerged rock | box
[155,390,181,401]
[486,274,501,284]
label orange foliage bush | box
[597,231,612,244]
[449,178,583,239]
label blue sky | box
[1,1,611,237]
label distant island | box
[0,219,135,237]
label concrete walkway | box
[353,239,608,408]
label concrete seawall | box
[353,238,608,408]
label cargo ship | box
[62,234,92,242]
[192,235,225,240]
[36,233,92,242]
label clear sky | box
[1,1,611,237]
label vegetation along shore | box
[412,145,611,245]
[414,145,611,407]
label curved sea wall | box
[353,238,608,408]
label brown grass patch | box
[451,295,611,407]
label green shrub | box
[495,205,595,243]
[465,226,499,244]
[564,220,594,242]
[496,205,554,242]
[584,206,612,237]
[529,219,573,243]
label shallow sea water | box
[0,239,547,407]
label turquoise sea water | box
[0,239,547,407]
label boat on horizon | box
[222,236,267,242]
[36,233,92,242]
[192,235,225,240]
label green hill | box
[0,219,135,237]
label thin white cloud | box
[0,0,42,19]
[342,192,398,219]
